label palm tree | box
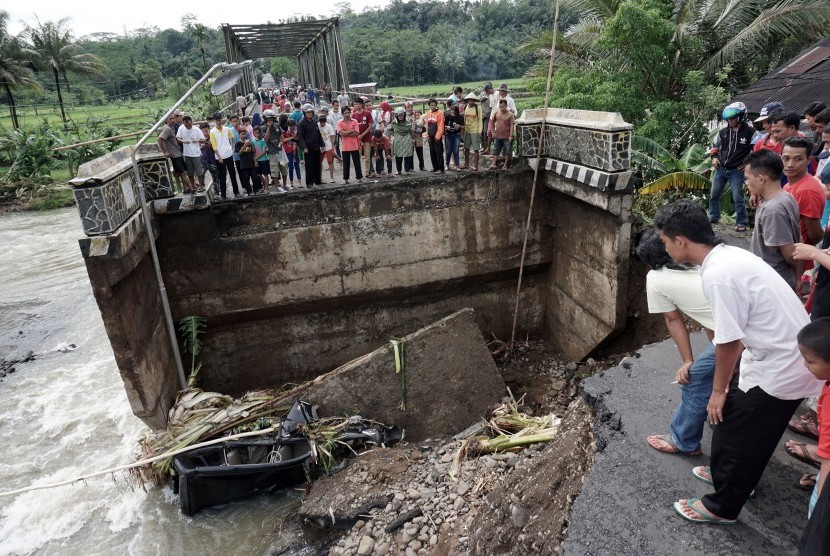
[192,24,209,73]
[0,11,41,129]
[522,0,830,82]
[25,17,106,126]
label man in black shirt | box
[297,104,324,187]
[709,102,755,232]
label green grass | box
[378,78,527,99]
[0,99,172,133]
[30,188,75,210]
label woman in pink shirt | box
[337,107,363,184]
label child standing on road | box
[413,110,425,171]
[371,129,393,176]
[199,123,219,197]
[318,114,337,184]
[252,127,269,194]
[795,318,830,556]
[282,119,301,189]
[234,129,256,195]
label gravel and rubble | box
[269,341,627,556]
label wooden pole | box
[53,129,152,152]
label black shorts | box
[170,156,187,173]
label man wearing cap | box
[496,83,516,116]
[462,92,482,171]
[297,104,325,187]
[260,109,287,192]
[480,83,495,152]
[752,102,784,151]
[172,109,184,133]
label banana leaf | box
[638,171,712,195]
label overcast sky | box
[6,1,391,38]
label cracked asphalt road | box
[563,332,814,556]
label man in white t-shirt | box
[176,116,206,191]
[637,229,715,457]
[655,199,822,525]
[208,112,241,198]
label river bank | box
[0,187,74,213]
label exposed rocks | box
[283,341,620,555]
[0,350,36,379]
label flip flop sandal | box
[673,498,737,525]
[734,225,747,232]
[787,441,822,469]
[798,473,818,491]
[647,435,703,456]
[788,414,820,441]
[693,466,756,498]
[693,465,714,485]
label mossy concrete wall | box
[155,173,549,396]
[78,108,635,429]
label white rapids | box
[0,208,299,556]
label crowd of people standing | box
[157,81,519,198]
[640,99,830,553]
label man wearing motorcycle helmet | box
[297,103,324,187]
[709,101,754,232]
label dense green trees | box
[340,0,564,86]
[523,0,830,153]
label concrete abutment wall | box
[74,109,634,429]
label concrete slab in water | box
[299,307,507,442]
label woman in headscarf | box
[378,101,393,134]
[390,107,414,175]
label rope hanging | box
[510,0,563,346]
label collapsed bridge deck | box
[71,109,634,429]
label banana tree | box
[633,133,713,195]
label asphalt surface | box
[563,333,815,555]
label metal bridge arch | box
[221,19,349,96]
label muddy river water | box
[0,208,297,555]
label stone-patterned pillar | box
[515,108,635,362]
[516,108,633,192]
[70,145,175,236]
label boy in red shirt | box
[783,137,826,272]
[795,319,830,529]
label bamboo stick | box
[52,130,152,152]
[0,426,276,497]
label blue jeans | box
[287,152,301,182]
[445,133,461,167]
[709,167,748,226]
[669,342,716,453]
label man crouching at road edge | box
[654,199,822,525]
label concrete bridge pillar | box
[516,108,634,361]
